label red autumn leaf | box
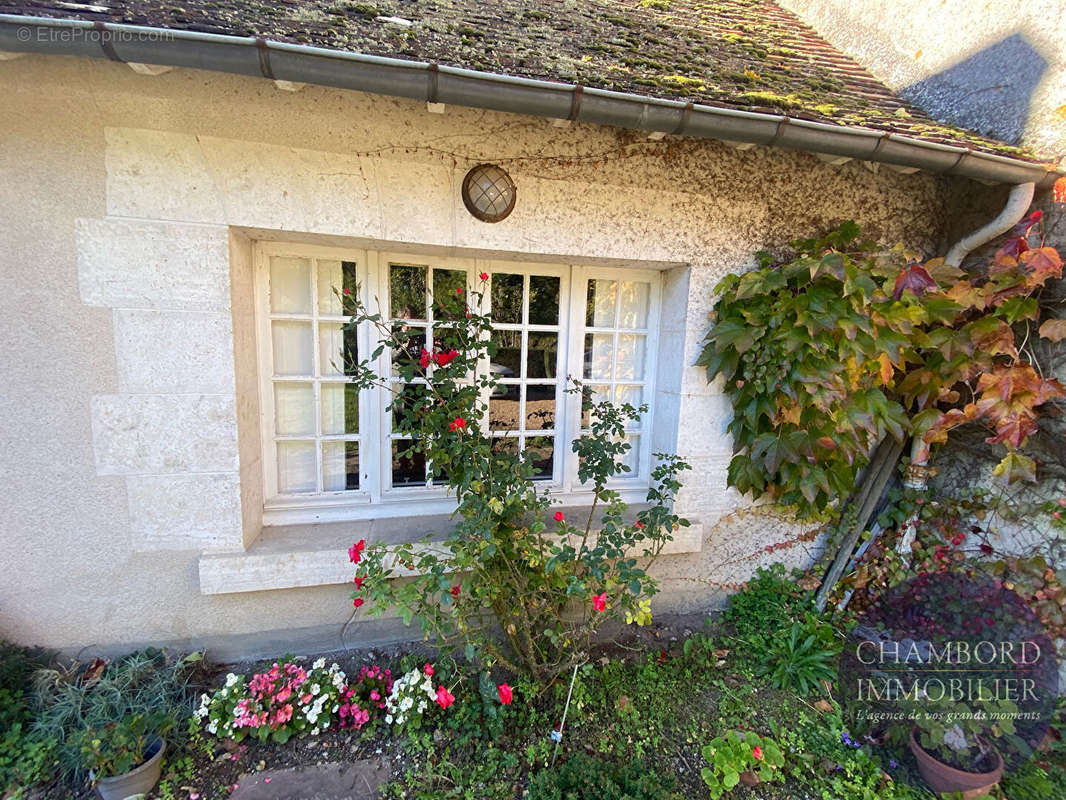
[1014,209,1043,237]
[1019,246,1064,287]
[1039,319,1066,342]
[1053,176,1066,204]
[893,263,937,300]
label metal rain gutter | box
[0,13,1059,188]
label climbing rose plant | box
[698,215,1065,518]
[340,276,690,682]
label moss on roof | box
[4,0,1047,161]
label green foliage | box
[342,282,691,682]
[32,649,198,780]
[754,616,839,696]
[722,563,813,646]
[72,710,171,779]
[1001,760,1059,800]
[529,753,682,800]
[700,730,784,798]
[0,641,56,797]
[698,219,1065,517]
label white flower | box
[311,683,321,695]
[207,722,218,734]
[385,714,393,724]
[220,688,228,698]
[225,673,239,687]
[330,663,340,672]
[313,658,326,670]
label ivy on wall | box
[698,213,1065,519]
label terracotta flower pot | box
[908,728,1002,799]
[94,738,166,800]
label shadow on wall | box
[900,33,1045,147]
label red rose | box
[353,576,365,589]
[348,539,366,564]
[449,417,466,432]
[497,683,513,705]
[554,511,564,522]
[353,597,364,608]
[423,663,434,676]
[753,745,763,760]
[450,585,460,597]
[435,349,459,367]
[435,685,455,709]
[479,272,489,281]
[419,349,431,369]
[592,593,606,612]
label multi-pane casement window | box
[256,243,660,522]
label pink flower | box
[1058,498,1066,507]
[449,417,466,432]
[592,593,606,612]
[275,686,292,704]
[419,349,432,369]
[479,272,489,281]
[300,693,312,704]
[348,539,366,563]
[1055,512,1062,520]
[753,746,763,760]
[497,683,513,705]
[423,663,435,676]
[370,690,380,701]
[435,685,455,709]
[554,511,565,522]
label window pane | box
[274,382,314,435]
[526,332,558,379]
[580,383,610,428]
[392,440,426,486]
[323,441,359,491]
[391,325,426,377]
[319,322,358,377]
[317,259,357,316]
[615,334,646,381]
[490,329,522,377]
[491,273,523,324]
[586,279,616,327]
[489,384,521,431]
[618,281,650,329]
[525,435,554,479]
[270,257,312,314]
[390,383,429,435]
[619,435,640,474]
[529,275,560,325]
[272,321,313,376]
[492,435,520,458]
[277,441,316,493]
[321,383,359,434]
[525,384,555,431]
[390,265,426,320]
[583,333,614,380]
[433,268,466,321]
[614,384,644,429]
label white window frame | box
[255,243,662,525]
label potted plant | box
[907,698,1012,800]
[73,710,173,800]
[700,730,784,797]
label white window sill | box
[198,506,704,595]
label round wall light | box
[461,164,517,223]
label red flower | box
[419,349,432,369]
[435,349,459,367]
[980,543,994,555]
[423,663,434,676]
[450,585,461,597]
[353,597,364,608]
[753,745,763,761]
[343,288,351,296]
[497,683,513,705]
[353,576,365,589]
[435,685,454,709]
[554,511,565,522]
[592,593,606,612]
[456,288,463,295]
[348,539,366,564]
[951,532,965,546]
[449,417,466,432]
[479,272,489,281]
[634,521,645,530]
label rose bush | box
[340,276,691,683]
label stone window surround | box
[201,229,702,595]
